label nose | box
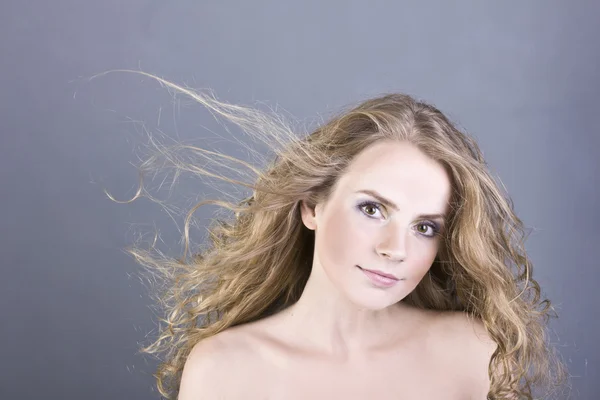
[375,225,407,262]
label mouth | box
[357,265,399,281]
[356,265,402,288]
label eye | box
[415,222,440,238]
[357,200,383,219]
[357,201,441,238]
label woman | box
[108,71,567,399]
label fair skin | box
[178,140,498,399]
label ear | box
[299,199,318,231]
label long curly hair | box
[102,70,567,399]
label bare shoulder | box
[178,327,254,400]
[440,311,497,353]
[434,311,498,397]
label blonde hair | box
[102,70,567,399]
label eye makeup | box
[356,200,442,238]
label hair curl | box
[101,70,568,399]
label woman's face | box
[301,140,451,310]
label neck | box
[280,262,415,360]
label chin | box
[347,292,405,311]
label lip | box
[358,266,399,280]
[357,265,401,288]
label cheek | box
[406,242,439,276]
[318,208,366,266]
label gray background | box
[1,1,598,399]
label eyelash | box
[356,200,441,238]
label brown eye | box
[364,204,377,215]
[415,222,439,238]
[357,201,383,218]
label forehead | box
[338,141,451,210]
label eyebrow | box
[356,189,447,220]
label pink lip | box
[359,266,399,280]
